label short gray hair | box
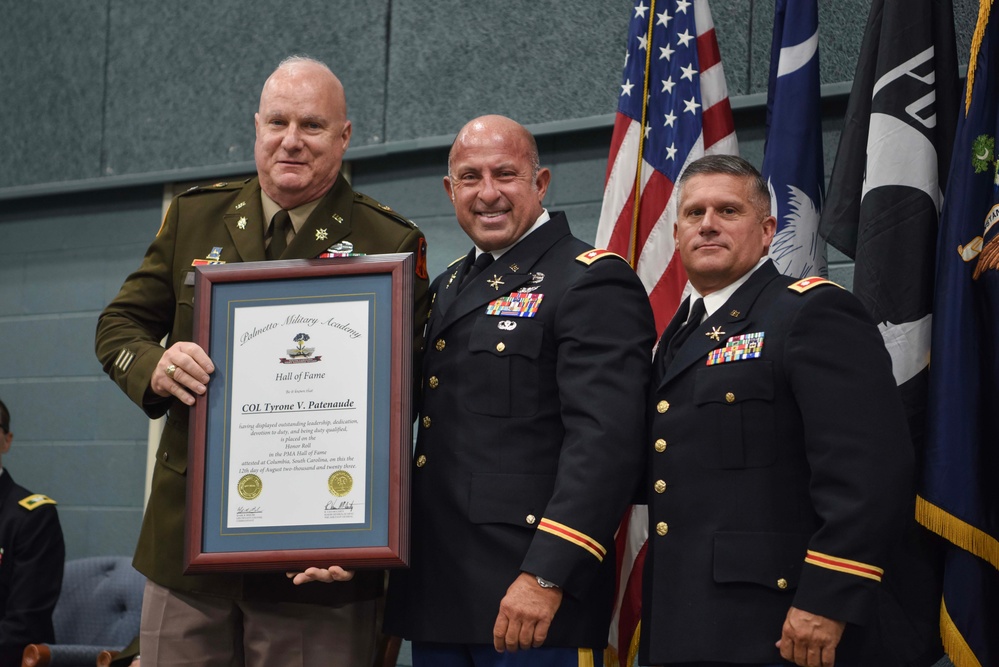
[677,154,770,217]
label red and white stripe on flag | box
[597,1,737,665]
[596,0,738,335]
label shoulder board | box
[576,249,626,266]
[180,178,249,196]
[353,192,418,229]
[447,255,467,269]
[19,494,57,510]
[788,277,842,293]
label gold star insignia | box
[707,326,726,341]
[487,275,506,290]
[316,228,329,241]
[236,216,247,230]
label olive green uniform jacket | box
[95,174,428,605]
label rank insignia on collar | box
[487,275,506,290]
[237,216,247,229]
[730,310,741,317]
[509,263,520,272]
[706,326,725,341]
[332,213,344,224]
[487,292,543,318]
[235,201,246,210]
[706,332,764,366]
[316,228,329,241]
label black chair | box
[21,556,143,667]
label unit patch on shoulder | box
[788,277,842,293]
[19,494,57,511]
[576,249,626,265]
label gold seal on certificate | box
[238,474,263,500]
[328,470,353,497]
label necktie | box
[663,298,706,368]
[266,210,293,260]
[458,252,495,292]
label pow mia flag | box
[819,0,958,664]
[821,0,958,399]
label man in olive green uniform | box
[95,57,429,667]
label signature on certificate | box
[325,499,354,511]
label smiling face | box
[674,172,776,295]
[254,61,352,209]
[444,115,550,252]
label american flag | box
[596,0,738,336]
[597,2,737,665]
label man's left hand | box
[286,566,355,585]
[492,572,563,653]
[776,606,846,667]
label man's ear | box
[534,168,552,201]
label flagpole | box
[628,0,658,268]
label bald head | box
[259,57,347,117]
[254,57,352,209]
[449,115,540,181]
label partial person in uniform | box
[640,155,913,667]
[95,56,429,667]
[382,115,656,666]
[0,398,65,667]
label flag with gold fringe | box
[918,1,999,665]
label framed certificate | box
[184,255,413,573]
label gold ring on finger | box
[166,364,177,378]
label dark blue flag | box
[920,3,999,665]
[761,0,826,279]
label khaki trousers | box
[139,579,378,667]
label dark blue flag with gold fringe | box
[919,2,999,665]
